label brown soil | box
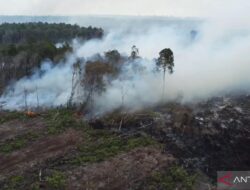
[0,117,46,142]
[0,129,82,181]
[66,147,174,190]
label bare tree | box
[24,88,28,111]
[121,83,129,107]
[68,60,82,106]
[82,61,114,112]
[130,45,139,60]
[36,86,40,109]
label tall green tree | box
[156,48,174,100]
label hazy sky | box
[0,0,248,18]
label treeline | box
[0,41,71,59]
[0,22,103,44]
[0,22,104,93]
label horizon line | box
[0,14,203,20]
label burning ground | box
[0,17,250,190]
[0,94,249,189]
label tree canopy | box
[0,23,104,93]
[0,22,103,44]
[156,48,174,74]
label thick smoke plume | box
[1,17,250,115]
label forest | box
[0,23,103,93]
[0,22,103,44]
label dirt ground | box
[66,147,174,190]
[1,96,248,189]
[0,117,46,142]
[0,129,82,181]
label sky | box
[0,0,249,18]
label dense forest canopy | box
[0,22,103,44]
[0,22,104,93]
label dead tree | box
[68,61,82,106]
[24,88,28,111]
[36,86,40,108]
[130,45,139,60]
[82,61,113,113]
[120,83,129,108]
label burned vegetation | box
[0,95,249,189]
[0,23,249,190]
[67,45,174,117]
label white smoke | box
[0,54,77,110]
[1,17,250,115]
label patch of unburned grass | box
[0,132,40,153]
[70,129,159,165]
[46,171,66,190]
[0,111,28,124]
[137,166,197,190]
[44,108,87,134]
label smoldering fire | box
[1,17,250,116]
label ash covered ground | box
[0,94,249,190]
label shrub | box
[46,171,66,189]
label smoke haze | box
[0,16,250,115]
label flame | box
[26,111,38,117]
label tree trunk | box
[162,69,166,102]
